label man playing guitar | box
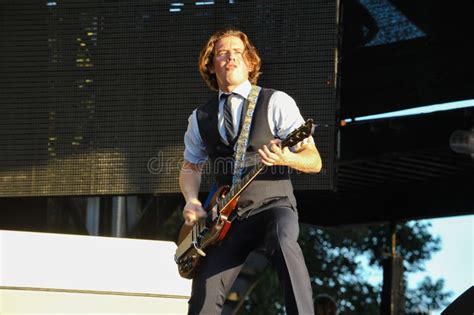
[180,28,322,315]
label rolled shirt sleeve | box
[268,91,313,149]
[268,91,305,139]
[183,109,209,164]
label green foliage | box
[239,221,451,314]
[406,277,452,312]
[239,268,285,315]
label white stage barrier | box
[0,230,191,314]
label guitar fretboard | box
[216,118,314,214]
[218,160,265,211]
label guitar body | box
[177,224,193,249]
[175,185,238,279]
[174,119,315,279]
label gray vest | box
[196,88,297,217]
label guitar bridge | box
[192,241,206,257]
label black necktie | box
[222,93,236,144]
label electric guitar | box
[174,119,315,279]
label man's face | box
[211,35,252,93]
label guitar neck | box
[218,161,264,214]
[216,118,314,216]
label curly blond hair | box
[198,28,262,91]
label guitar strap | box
[232,85,261,185]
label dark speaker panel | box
[1,1,339,196]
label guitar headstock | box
[281,119,315,148]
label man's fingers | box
[183,210,196,226]
[263,143,283,159]
[182,203,206,225]
[258,148,276,166]
[268,139,281,146]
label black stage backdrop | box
[0,0,339,197]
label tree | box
[239,221,452,314]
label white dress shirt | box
[183,80,308,164]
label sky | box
[409,215,474,314]
[348,100,474,314]
[360,215,473,314]
[409,215,474,315]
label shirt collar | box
[218,80,252,100]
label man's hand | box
[182,198,206,226]
[258,139,293,167]
[257,138,322,173]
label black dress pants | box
[188,206,314,315]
